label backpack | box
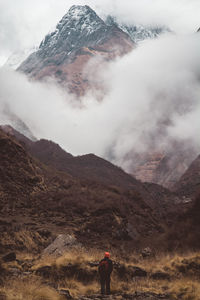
[99,259,109,275]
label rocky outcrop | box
[43,234,81,256]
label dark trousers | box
[100,276,111,295]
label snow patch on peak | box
[39,5,108,55]
[68,5,92,17]
[105,15,169,43]
[56,5,105,34]
[39,5,110,57]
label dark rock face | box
[172,155,200,199]
[130,143,198,189]
[2,252,16,262]
[151,271,170,280]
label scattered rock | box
[58,289,72,299]
[61,264,97,283]
[176,259,200,275]
[115,263,147,280]
[2,252,16,262]
[8,267,21,276]
[132,266,147,277]
[151,271,170,280]
[37,229,51,238]
[77,292,170,300]
[35,266,52,278]
[141,247,152,258]
[21,261,34,272]
[43,234,81,256]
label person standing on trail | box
[98,252,113,295]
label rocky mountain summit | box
[17,5,167,96]
[18,5,133,95]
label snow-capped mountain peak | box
[39,5,108,54]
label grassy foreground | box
[1,249,200,299]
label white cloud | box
[0,32,200,173]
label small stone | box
[58,289,72,299]
[151,271,170,280]
[141,247,152,258]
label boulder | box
[132,266,147,277]
[58,289,72,299]
[35,266,52,278]
[141,247,152,258]
[2,252,16,262]
[151,271,170,280]
[43,234,81,256]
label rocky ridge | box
[105,15,168,43]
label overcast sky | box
[0,0,200,65]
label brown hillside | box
[0,128,166,254]
[1,125,181,221]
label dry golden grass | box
[58,278,99,297]
[0,230,47,253]
[32,248,107,271]
[0,277,63,300]
[2,248,200,299]
[169,279,200,300]
[29,249,200,299]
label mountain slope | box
[1,125,181,219]
[0,127,167,252]
[18,5,134,96]
[131,143,198,189]
[172,154,200,199]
